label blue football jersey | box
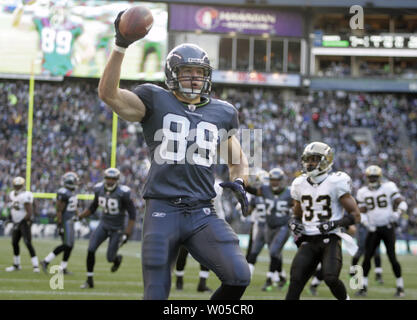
[134,84,239,200]
[56,187,78,222]
[260,185,293,228]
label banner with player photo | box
[0,0,167,80]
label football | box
[118,6,154,42]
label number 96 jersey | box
[356,181,401,228]
[290,172,352,236]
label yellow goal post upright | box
[26,66,119,202]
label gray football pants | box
[88,223,123,263]
[142,199,251,300]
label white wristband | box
[114,44,126,54]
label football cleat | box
[176,276,183,290]
[278,276,288,289]
[197,283,212,293]
[261,278,273,292]
[80,280,94,289]
[111,255,123,273]
[394,287,405,298]
[375,273,384,285]
[33,267,40,273]
[5,264,21,272]
[355,287,367,297]
[309,284,318,296]
[41,260,49,274]
[63,268,73,275]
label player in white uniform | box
[285,142,361,300]
[355,165,407,298]
[5,177,40,272]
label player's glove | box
[317,220,337,234]
[57,224,64,236]
[72,215,80,222]
[288,218,304,236]
[114,11,134,48]
[220,179,249,217]
[119,233,129,248]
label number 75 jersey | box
[290,172,352,236]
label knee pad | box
[142,234,168,268]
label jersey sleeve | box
[290,179,302,201]
[88,185,101,213]
[386,182,401,201]
[333,172,352,199]
[24,192,34,204]
[56,189,69,202]
[133,84,157,123]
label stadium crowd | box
[0,78,416,242]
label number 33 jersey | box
[134,84,239,201]
[290,172,352,236]
[356,181,401,228]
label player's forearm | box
[125,219,135,236]
[79,209,91,220]
[98,50,125,105]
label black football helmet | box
[104,167,120,191]
[165,43,212,99]
[62,172,79,190]
[269,168,285,192]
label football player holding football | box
[97,12,251,300]
[77,168,137,289]
[285,142,361,300]
[246,168,293,291]
[41,172,79,275]
[5,177,40,272]
[355,165,407,297]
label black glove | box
[58,224,64,236]
[220,179,249,217]
[114,11,135,48]
[317,220,337,234]
[119,233,129,248]
[288,218,304,236]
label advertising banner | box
[169,4,303,37]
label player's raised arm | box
[98,11,148,122]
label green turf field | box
[0,237,415,300]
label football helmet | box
[62,172,79,190]
[301,142,334,178]
[269,168,285,192]
[104,167,120,191]
[12,176,25,190]
[365,165,382,189]
[165,43,212,100]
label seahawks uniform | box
[260,185,292,260]
[87,182,136,263]
[286,171,352,300]
[356,181,402,279]
[134,84,250,300]
[56,187,78,247]
[9,190,37,260]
